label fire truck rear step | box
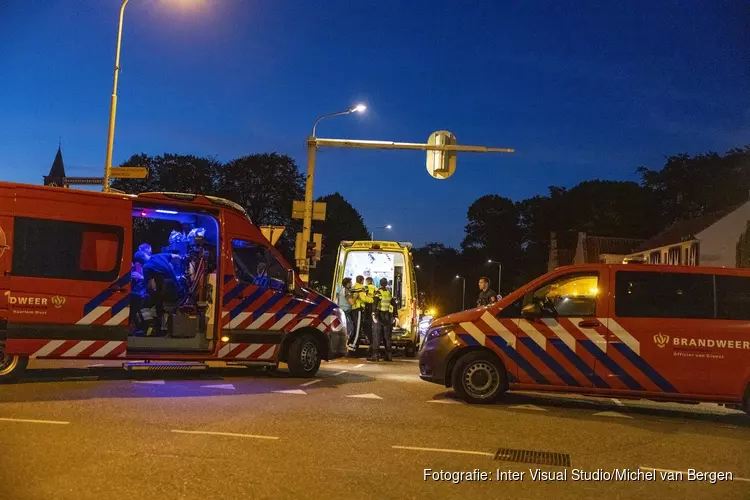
[124,361,209,371]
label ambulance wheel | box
[451,350,506,404]
[0,353,28,384]
[287,334,321,378]
[405,343,417,358]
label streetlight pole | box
[488,259,502,295]
[103,0,130,193]
[299,104,366,282]
[455,275,466,311]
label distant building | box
[43,145,68,188]
[625,200,750,268]
[548,231,643,271]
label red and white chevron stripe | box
[29,340,127,359]
[217,342,278,360]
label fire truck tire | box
[0,353,28,384]
[451,350,507,404]
[743,384,750,416]
[405,342,417,358]
[287,334,321,378]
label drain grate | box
[494,448,571,467]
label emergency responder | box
[369,278,394,362]
[364,277,377,354]
[336,277,354,339]
[348,275,373,355]
[476,276,498,307]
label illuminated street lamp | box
[103,0,200,192]
[455,275,466,311]
[371,224,392,240]
[311,104,367,138]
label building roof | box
[633,205,744,253]
[585,236,643,262]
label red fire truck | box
[0,182,347,382]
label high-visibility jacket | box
[352,283,373,310]
[375,288,394,313]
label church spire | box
[43,141,67,187]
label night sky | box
[1,0,747,247]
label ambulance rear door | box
[0,184,14,324]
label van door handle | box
[578,320,600,328]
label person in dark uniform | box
[143,253,182,335]
[476,276,498,307]
[369,278,394,362]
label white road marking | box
[354,364,365,369]
[332,370,348,376]
[347,393,383,400]
[611,398,625,407]
[508,404,548,411]
[200,384,236,390]
[300,379,322,387]
[0,417,70,425]
[639,467,750,483]
[131,380,166,385]
[63,376,99,381]
[427,399,462,404]
[392,445,494,458]
[171,430,278,440]
[272,389,307,395]
[593,411,633,419]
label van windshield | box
[343,250,406,307]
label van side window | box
[12,217,123,281]
[524,273,599,317]
[615,271,714,319]
[715,275,750,320]
[231,240,287,291]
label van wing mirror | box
[521,302,542,320]
[287,269,296,293]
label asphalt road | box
[0,355,748,500]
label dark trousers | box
[372,311,393,358]
[348,308,365,350]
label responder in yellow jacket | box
[364,277,377,355]
[368,278,394,362]
[348,275,374,355]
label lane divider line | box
[392,445,494,457]
[0,417,70,425]
[640,466,750,483]
[300,379,322,387]
[354,364,365,369]
[611,398,625,407]
[171,430,279,440]
[333,370,348,376]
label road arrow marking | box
[272,389,307,395]
[508,404,548,411]
[347,393,383,400]
[201,384,236,390]
[593,411,633,419]
[131,380,166,385]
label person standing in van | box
[336,277,354,340]
[348,275,373,355]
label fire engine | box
[0,182,347,382]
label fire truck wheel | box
[0,353,28,384]
[405,342,417,358]
[451,350,507,404]
[287,334,321,378]
[743,384,750,416]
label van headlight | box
[427,324,455,341]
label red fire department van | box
[419,264,750,414]
[0,182,347,382]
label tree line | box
[112,146,749,315]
